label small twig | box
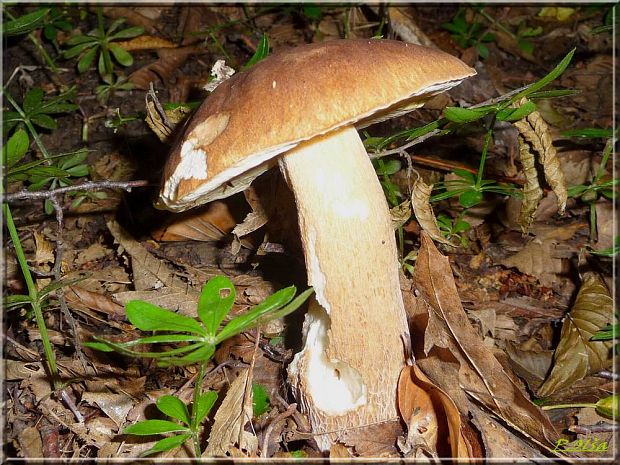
[3,180,150,203]
[569,423,618,434]
[260,403,298,458]
[49,196,93,378]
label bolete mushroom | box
[157,39,475,451]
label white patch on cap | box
[272,80,276,89]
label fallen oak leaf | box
[537,271,614,397]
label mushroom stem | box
[279,125,410,450]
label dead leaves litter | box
[411,178,453,246]
[411,232,559,451]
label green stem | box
[542,402,597,411]
[3,91,52,160]
[2,201,60,389]
[475,118,496,189]
[190,362,207,457]
[594,137,614,182]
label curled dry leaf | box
[397,365,472,459]
[517,134,543,234]
[152,201,237,242]
[390,200,412,230]
[116,35,175,52]
[101,6,161,34]
[203,368,257,457]
[513,103,567,214]
[129,45,199,90]
[411,178,453,246]
[537,272,614,397]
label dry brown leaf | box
[107,220,200,315]
[116,35,175,51]
[398,365,472,458]
[203,368,257,457]
[16,427,43,458]
[390,200,412,230]
[537,272,614,397]
[411,178,453,246]
[152,201,237,242]
[517,134,543,233]
[101,6,161,34]
[129,45,199,90]
[82,391,134,428]
[144,94,193,143]
[498,237,568,287]
[338,420,403,457]
[65,286,126,319]
[388,7,437,47]
[413,233,558,450]
[514,104,568,214]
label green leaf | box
[3,294,32,311]
[64,41,97,59]
[496,101,537,122]
[452,168,476,185]
[123,419,189,436]
[194,391,218,425]
[3,8,49,36]
[443,106,491,124]
[302,5,323,21]
[374,159,401,176]
[65,33,98,46]
[476,43,489,59]
[106,18,127,36]
[156,395,190,425]
[162,343,215,366]
[595,394,618,420]
[197,276,236,335]
[513,48,575,102]
[109,25,144,40]
[562,128,614,139]
[243,34,269,69]
[142,433,192,456]
[255,287,315,326]
[252,383,270,417]
[216,286,297,342]
[459,190,483,208]
[125,300,207,335]
[38,275,87,300]
[30,113,57,130]
[77,46,98,73]
[3,128,29,167]
[517,38,534,56]
[109,43,133,67]
[23,88,44,114]
[82,341,115,352]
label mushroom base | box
[279,126,410,452]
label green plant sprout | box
[63,8,143,81]
[84,276,312,456]
[442,7,496,59]
[565,129,617,241]
[437,213,471,247]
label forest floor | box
[2,4,616,461]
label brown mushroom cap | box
[159,39,476,211]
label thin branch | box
[3,180,150,203]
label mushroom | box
[157,39,475,451]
